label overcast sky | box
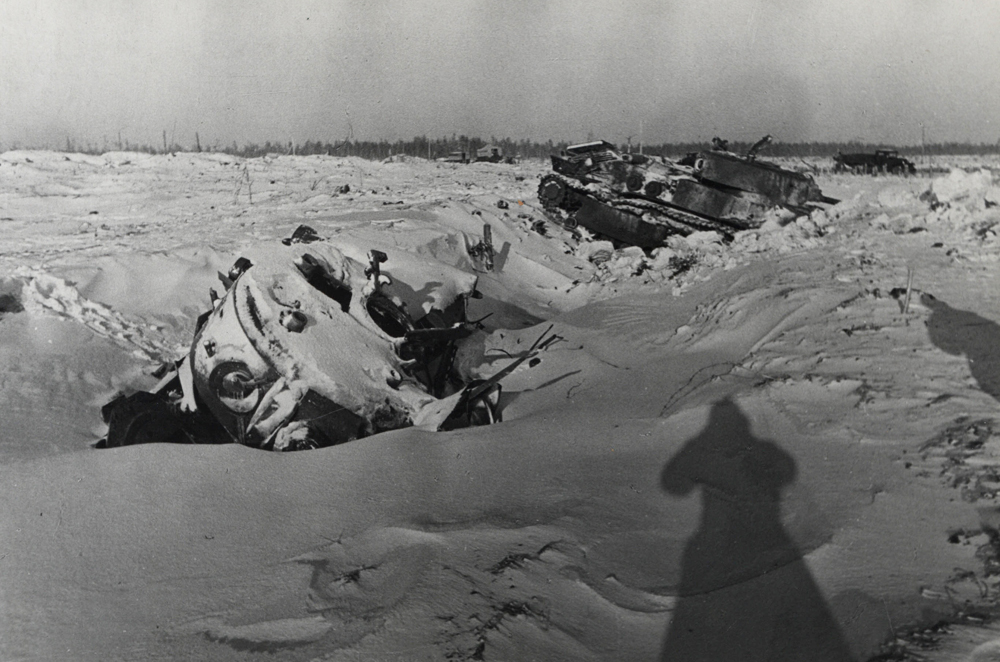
[2,0,998,149]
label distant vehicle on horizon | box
[475,145,503,163]
[833,149,916,175]
[437,146,515,165]
[438,151,470,164]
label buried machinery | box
[538,136,838,248]
[99,230,554,451]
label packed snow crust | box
[1,151,1000,660]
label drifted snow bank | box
[14,269,176,361]
[929,167,999,206]
[923,169,1000,241]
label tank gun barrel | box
[746,134,772,161]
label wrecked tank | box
[538,137,838,247]
[99,227,551,451]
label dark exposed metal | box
[833,150,916,175]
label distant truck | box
[437,146,510,165]
[833,150,916,175]
[475,145,504,163]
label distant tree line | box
[14,135,1000,160]
[221,136,574,160]
[219,136,1000,160]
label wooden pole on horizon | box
[195,132,201,152]
[162,130,167,154]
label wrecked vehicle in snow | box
[475,144,504,163]
[538,137,837,248]
[833,150,916,175]
[99,229,550,451]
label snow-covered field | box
[1,150,999,661]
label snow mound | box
[877,186,919,208]
[930,168,995,205]
[14,268,178,361]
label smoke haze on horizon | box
[2,0,999,150]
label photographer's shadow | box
[921,292,1000,401]
[660,399,853,661]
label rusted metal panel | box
[574,196,672,248]
[697,151,817,207]
[671,179,773,226]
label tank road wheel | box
[538,175,568,210]
[644,180,665,198]
[625,171,645,192]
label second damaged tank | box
[538,137,837,247]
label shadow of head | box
[662,398,795,505]
[922,292,1000,401]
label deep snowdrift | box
[1,151,999,661]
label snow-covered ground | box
[1,150,999,661]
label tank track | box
[538,173,744,239]
[538,172,580,215]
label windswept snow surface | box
[1,151,1000,661]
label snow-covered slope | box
[1,150,999,661]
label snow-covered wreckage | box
[538,136,838,247]
[99,226,547,451]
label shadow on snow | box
[922,292,1000,402]
[660,398,854,662]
